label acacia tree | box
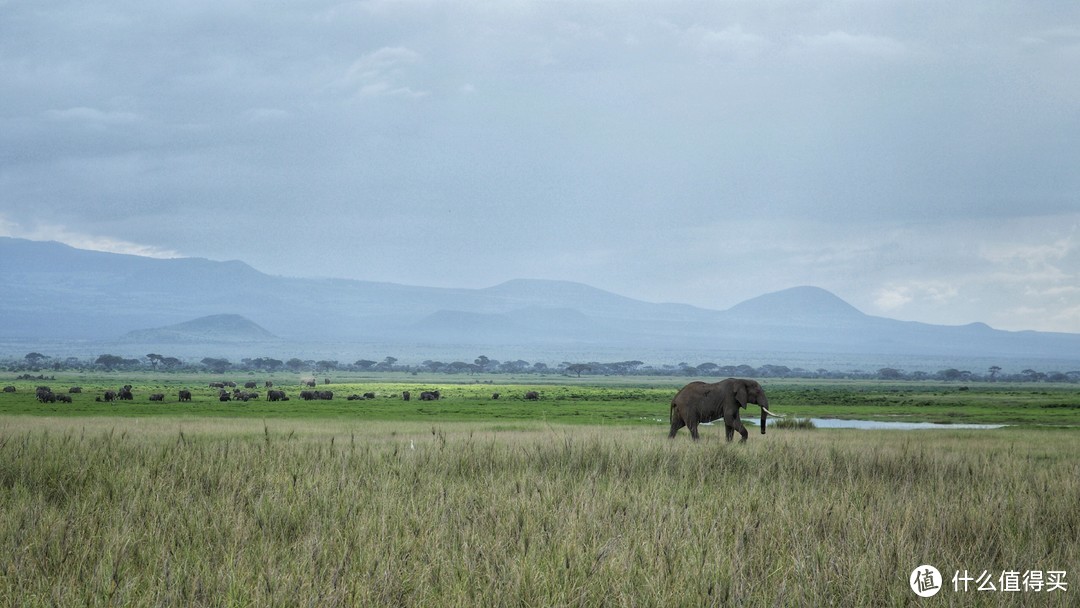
[201,357,231,374]
[95,354,126,370]
[24,352,49,370]
[566,363,591,377]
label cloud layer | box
[2,1,1078,332]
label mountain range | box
[2,237,1080,366]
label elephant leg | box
[669,414,685,438]
[733,419,749,442]
[688,420,701,441]
[724,412,749,442]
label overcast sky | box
[2,1,1079,333]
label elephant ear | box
[734,382,748,409]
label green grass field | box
[1,374,1078,605]
[3,373,1079,426]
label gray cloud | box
[2,0,1079,332]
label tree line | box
[5,352,1080,383]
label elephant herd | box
[34,386,72,403]
[9,377,784,441]
[7,383,546,404]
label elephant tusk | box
[761,406,786,418]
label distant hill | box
[2,236,1080,365]
[121,314,278,343]
[726,286,865,325]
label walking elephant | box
[669,378,783,441]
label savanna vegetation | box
[8,350,1080,383]
[1,372,1077,605]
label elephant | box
[118,385,134,400]
[402,391,411,401]
[178,390,192,402]
[669,378,783,441]
[103,390,117,402]
[2,386,15,393]
[244,381,258,389]
[524,391,540,400]
[149,393,165,402]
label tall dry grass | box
[0,417,1076,606]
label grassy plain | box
[2,373,1078,426]
[1,374,1078,605]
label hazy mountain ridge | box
[122,314,279,344]
[2,237,1080,363]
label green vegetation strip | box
[2,375,1078,426]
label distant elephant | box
[149,393,165,402]
[118,385,134,400]
[363,392,376,400]
[103,390,117,402]
[669,378,783,441]
[69,387,82,393]
[244,381,257,389]
[56,394,72,403]
[419,391,440,401]
[492,393,500,400]
[178,390,192,402]
[402,391,411,401]
[524,391,540,400]
[2,386,15,393]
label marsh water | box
[798,418,1005,430]
[665,419,1007,430]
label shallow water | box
[785,418,1005,430]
